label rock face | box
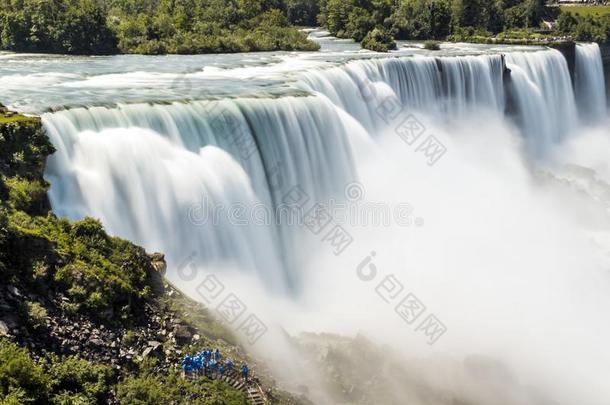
[0,254,189,376]
[552,41,576,85]
[149,252,167,276]
[600,43,610,100]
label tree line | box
[0,0,319,54]
[315,0,610,46]
[0,0,608,55]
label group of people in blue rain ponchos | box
[182,348,249,381]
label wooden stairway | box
[185,369,267,404]
[218,369,266,404]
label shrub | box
[117,370,249,405]
[4,177,48,215]
[122,330,138,346]
[0,339,49,403]
[361,28,397,52]
[45,356,113,404]
[25,301,48,332]
[0,120,53,180]
[423,40,441,50]
[116,374,170,405]
[8,212,154,324]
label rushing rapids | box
[2,41,609,404]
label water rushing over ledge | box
[3,40,610,405]
[39,44,606,288]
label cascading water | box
[43,48,601,289]
[43,96,360,292]
[575,43,607,123]
[25,44,610,404]
[298,54,505,132]
[504,49,578,156]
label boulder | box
[149,252,167,276]
[0,321,10,337]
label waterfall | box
[31,44,610,405]
[43,96,361,292]
[505,49,578,156]
[43,47,604,291]
[300,49,579,156]
[575,43,607,123]
[298,54,505,132]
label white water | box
[575,43,608,123]
[14,43,610,404]
[505,49,578,156]
[43,96,359,292]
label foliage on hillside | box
[0,0,319,54]
[0,116,153,323]
[0,112,256,403]
[556,11,610,43]
[0,338,249,404]
[319,0,548,43]
[318,0,610,49]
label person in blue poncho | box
[193,354,202,374]
[240,364,249,381]
[182,355,194,375]
[203,358,210,377]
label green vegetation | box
[0,113,257,404]
[559,5,610,18]
[319,0,551,45]
[423,40,441,50]
[7,211,155,324]
[25,301,48,332]
[362,27,397,52]
[1,0,609,54]
[556,9,610,43]
[285,0,320,26]
[0,339,113,404]
[116,360,247,405]
[318,0,610,49]
[0,339,248,405]
[0,339,49,404]
[0,0,319,55]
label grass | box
[0,113,39,125]
[559,5,610,17]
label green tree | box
[285,0,320,25]
[346,7,375,41]
[0,340,49,403]
[361,26,396,51]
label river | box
[1,31,609,404]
